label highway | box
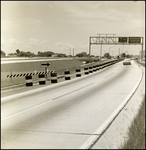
[1,60,142,149]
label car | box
[123,59,131,65]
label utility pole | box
[73,48,74,57]
[100,43,102,61]
[141,37,144,60]
[11,69,12,82]
[88,37,91,63]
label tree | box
[1,50,6,57]
[126,54,131,58]
[16,49,20,54]
[104,53,110,58]
[121,53,126,58]
[75,52,88,57]
[57,53,66,57]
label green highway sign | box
[129,37,141,43]
[118,37,127,43]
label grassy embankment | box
[1,57,113,88]
[119,61,145,149]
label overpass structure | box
[89,34,144,61]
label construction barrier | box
[84,67,89,75]
[100,64,103,69]
[64,70,71,80]
[38,74,46,85]
[6,70,53,78]
[76,69,81,77]
[96,65,100,70]
[25,75,33,86]
[51,72,58,83]
[89,66,93,73]
[93,65,97,72]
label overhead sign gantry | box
[89,34,144,61]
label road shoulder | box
[91,64,145,149]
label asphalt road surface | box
[1,60,141,149]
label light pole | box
[65,46,71,58]
[46,46,49,51]
[73,48,74,57]
[100,43,102,61]
[102,50,107,57]
[109,46,115,55]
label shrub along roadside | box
[136,60,145,67]
[119,95,145,149]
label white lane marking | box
[1,61,118,102]
[79,66,143,149]
[1,64,120,120]
[1,83,95,121]
[104,72,114,78]
[1,100,53,121]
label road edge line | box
[79,66,143,149]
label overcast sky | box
[1,1,145,56]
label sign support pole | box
[11,69,12,82]
[41,62,51,79]
[141,37,144,60]
[89,37,91,63]
[100,44,102,61]
[89,35,143,60]
[45,67,47,79]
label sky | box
[1,1,145,56]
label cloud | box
[55,42,75,49]
[55,42,63,46]
[22,18,42,28]
[78,43,88,49]
[2,38,20,45]
[26,38,47,48]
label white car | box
[123,59,131,65]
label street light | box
[65,46,71,57]
[102,50,107,57]
[109,46,115,55]
[111,49,116,57]
[73,48,74,57]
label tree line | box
[1,49,133,58]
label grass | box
[1,59,83,88]
[119,95,145,149]
[136,60,145,67]
[1,57,116,88]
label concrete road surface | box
[1,60,141,149]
